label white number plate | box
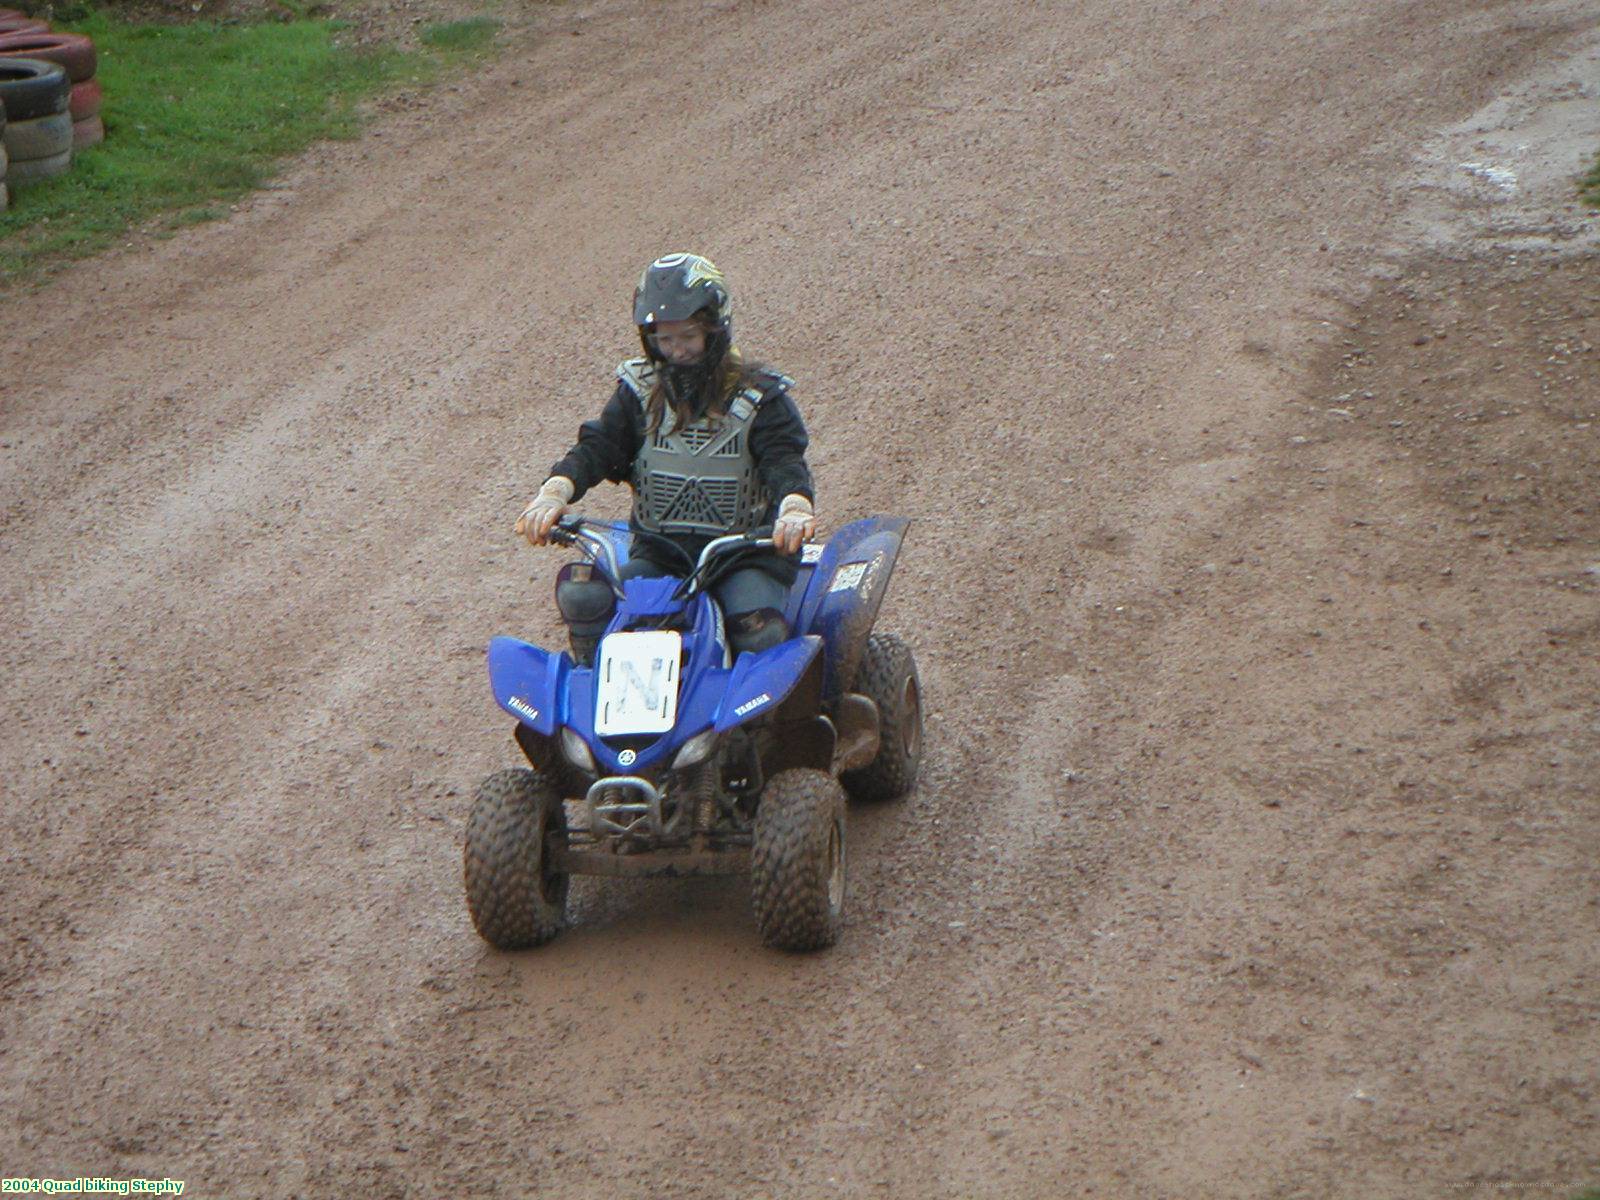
[595,631,682,736]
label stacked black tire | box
[0,28,99,144]
[0,13,104,206]
[0,54,70,204]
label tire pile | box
[0,7,104,210]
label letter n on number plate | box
[595,631,682,735]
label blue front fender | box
[487,636,565,735]
[714,635,822,731]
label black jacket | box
[548,366,815,580]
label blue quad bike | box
[464,514,923,952]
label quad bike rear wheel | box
[841,631,922,802]
[464,768,569,949]
[751,768,846,951]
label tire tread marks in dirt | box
[840,631,922,802]
[751,768,846,952]
[463,767,569,950]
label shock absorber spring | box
[688,764,717,835]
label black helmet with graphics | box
[633,252,733,366]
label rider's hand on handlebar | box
[773,494,815,556]
[514,476,576,546]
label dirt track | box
[3,0,1598,1195]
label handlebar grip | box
[548,515,584,546]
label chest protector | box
[620,359,786,538]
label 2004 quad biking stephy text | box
[463,514,923,952]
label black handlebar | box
[543,515,782,607]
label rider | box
[516,252,817,660]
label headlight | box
[672,728,718,769]
[560,727,596,774]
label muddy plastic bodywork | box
[783,516,909,702]
[487,516,909,775]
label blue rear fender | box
[487,636,565,736]
[786,516,910,701]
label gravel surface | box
[2,0,1597,1195]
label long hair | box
[644,314,761,435]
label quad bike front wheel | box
[751,768,847,951]
[841,631,923,802]
[464,768,569,949]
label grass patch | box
[0,10,501,286]
[420,17,499,52]
[1581,148,1600,209]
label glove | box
[773,494,815,556]
[514,476,576,546]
